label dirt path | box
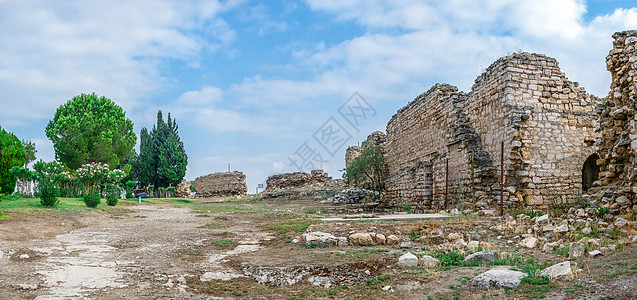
[0,204,270,299]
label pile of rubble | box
[264,170,337,192]
[321,188,372,204]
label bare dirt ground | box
[1,197,636,299]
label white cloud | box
[0,0,238,126]
[272,161,284,172]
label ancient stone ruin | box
[193,171,247,198]
[380,52,599,210]
[265,170,333,192]
[591,30,637,213]
[344,31,637,212]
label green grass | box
[211,239,238,248]
[1,195,92,212]
[595,261,637,281]
[263,220,319,234]
[200,222,222,228]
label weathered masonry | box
[193,171,247,198]
[591,30,637,213]
[382,52,600,210]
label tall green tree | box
[0,127,27,194]
[45,93,136,170]
[134,111,187,188]
[21,139,37,166]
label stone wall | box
[193,171,247,198]
[265,170,332,192]
[592,30,637,213]
[345,146,361,169]
[382,52,599,210]
[467,53,598,207]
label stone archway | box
[582,154,600,192]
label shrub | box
[434,251,465,267]
[38,180,59,207]
[125,181,136,198]
[105,183,119,206]
[83,189,101,208]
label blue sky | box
[1,0,636,192]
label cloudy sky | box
[1,0,636,192]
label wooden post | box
[500,141,504,216]
[445,158,449,210]
[471,151,475,211]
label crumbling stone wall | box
[592,30,637,213]
[467,53,598,207]
[265,170,332,192]
[382,52,599,210]
[193,171,247,198]
[345,146,361,169]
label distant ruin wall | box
[265,170,332,192]
[383,52,598,210]
[194,171,247,198]
[593,30,637,213]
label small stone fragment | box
[540,261,573,280]
[588,250,603,257]
[397,252,418,267]
[386,234,400,245]
[519,236,538,249]
[464,250,498,264]
[419,255,440,268]
[470,269,527,290]
[568,242,585,258]
[348,232,373,246]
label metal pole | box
[500,141,504,216]
[228,163,230,172]
[445,157,449,210]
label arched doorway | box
[582,154,600,192]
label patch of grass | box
[328,284,348,296]
[432,251,465,268]
[363,274,390,289]
[596,207,610,217]
[0,195,91,212]
[214,216,228,221]
[409,231,422,241]
[346,248,390,259]
[200,222,222,228]
[553,245,570,257]
[0,211,14,220]
[263,220,319,234]
[192,249,201,256]
[595,261,637,281]
[211,239,238,248]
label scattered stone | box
[554,224,569,233]
[326,188,371,204]
[349,233,373,246]
[19,254,29,259]
[399,242,413,249]
[16,283,38,290]
[464,251,498,264]
[419,255,440,268]
[386,235,400,245]
[480,209,496,217]
[519,236,538,249]
[382,285,394,292]
[470,269,527,290]
[588,250,603,257]
[542,242,558,253]
[447,232,463,241]
[614,217,629,228]
[302,232,340,248]
[337,237,348,247]
[397,252,418,267]
[535,214,549,225]
[308,276,332,288]
[601,244,617,252]
[467,240,480,250]
[427,229,445,243]
[568,242,585,258]
[581,227,592,235]
[540,261,573,280]
[374,233,386,245]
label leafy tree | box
[45,93,136,170]
[0,127,27,195]
[134,111,187,188]
[21,139,37,166]
[345,144,388,200]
